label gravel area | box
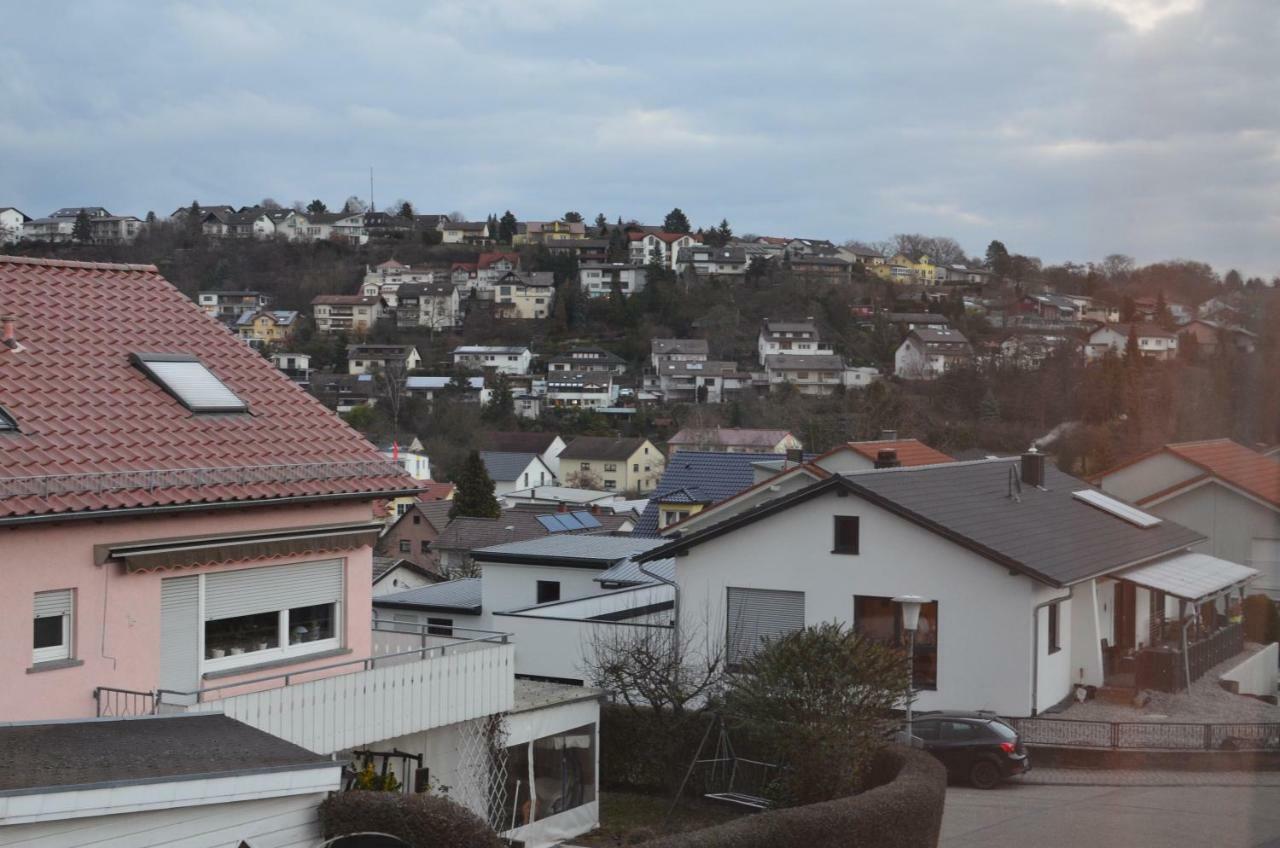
[1049,643,1280,723]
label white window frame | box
[33,589,73,665]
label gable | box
[1097,451,1204,503]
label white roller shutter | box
[159,576,200,698]
[34,590,72,619]
[1251,539,1280,595]
[726,587,805,666]
[204,559,344,621]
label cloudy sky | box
[2,0,1277,274]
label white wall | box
[1221,643,1279,697]
[1149,483,1280,588]
[0,793,326,848]
[479,562,607,622]
[1096,452,1199,502]
[674,489,1047,716]
[1033,586,1073,710]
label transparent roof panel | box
[1072,489,1161,528]
[132,353,248,413]
[0,405,15,431]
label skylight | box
[0,405,16,431]
[132,353,248,413]
[1072,489,1162,528]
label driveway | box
[942,777,1280,847]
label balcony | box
[95,626,513,755]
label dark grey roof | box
[764,353,844,370]
[374,577,482,613]
[888,312,950,324]
[910,328,972,352]
[560,436,648,461]
[635,450,790,535]
[416,500,454,532]
[640,461,1205,587]
[651,338,708,356]
[0,714,332,794]
[479,451,545,482]
[596,555,675,585]
[433,508,631,552]
[372,555,436,584]
[474,534,667,566]
[483,431,562,453]
[762,320,819,334]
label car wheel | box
[969,759,1002,790]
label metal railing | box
[94,686,158,717]
[0,460,405,500]
[1012,716,1280,751]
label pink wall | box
[0,500,376,722]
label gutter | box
[1030,590,1073,716]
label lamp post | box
[893,594,926,745]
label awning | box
[1119,552,1258,603]
[95,521,383,572]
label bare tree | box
[564,468,603,489]
[447,210,468,223]
[344,196,369,214]
[260,197,282,210]
[373,357,410,439]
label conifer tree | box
[450,450,501,519]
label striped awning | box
[94,522,383,572]
[1120,552,1258,603]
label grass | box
[572,791,749,846]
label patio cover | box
[1120,552,1258,603]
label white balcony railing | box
[169,627,514,754]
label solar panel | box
[536,514,563,532]
[1072,489,1162,528]
[557,513,585,530]
[573,511,602,528]
[132,353,248,413]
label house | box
[886,312,950,333]
[480,451,557,495]
[196,290,271,321]
[757,318,833,365]
[1021,293,1083,321]
[0,207,29,243]
[782,237,839,257]
[844,245,885,266]
[308,372,376,413]
[327,211,368,245]
[493,271,555,319]
[235,309,299,348]
[999,333,1072,368]
[225,206,277,239]
[789,254,852,281]
[361,211,416,240]
[559,436,664,493]
[0,256,599,844]
[427,508,632,574]
[673,245,748,279]
[547,237,610,263]
[1094,440,1280,596]
[514,219,587,245]
[1085,323,1178,361]
[894,328,974,379]
[347,344,422,376]
[667,428,802,456]
[937,265,994,286]
[380,442,431,481]
[633,453,1252,717]
[764,353,851,394]
[405,375,491,406]
[271,209,315,242]
[483,431,568,478]
[361,259,453,307]
[311,294,384,333]
[375,500,455,574]
[440,219,491,244]
[651,359,744,403]
[547,347,628,375]
[271,351,312,385]
[502,486,630,511]
[22,207,142,244]
[651,338,708,370]
[1178,319,1258,356]
[579,262,649,298]
[628,231,700,268]
[546,372,616,409]
[396,281,461,330]
[371,555,442,597]
[453,345,533,375]
[636,450,799,534]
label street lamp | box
[893,594,926,746]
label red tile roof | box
[417,481,456,501]
[1164,439,1280,507]
[0,256,418,521]
[846,439,955,467]
[477,252,520,270]
[627,231,701,244]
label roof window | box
[1072,489,1161,528]
[132,353,248,413]
[0,404,16,431]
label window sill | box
[202,647,351,680]
[831,549,860,555]
[27,658,84,674]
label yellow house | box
[513,220,588,246]
[236,309,299,347]
[876,253,938,285]
[558,436,664,494]
[493,271,556,320]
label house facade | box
[894,328,974,378]
[666,428,802,456]
[311,294,384,333]
[628,231,700,268]
[1085,324,1178,361]
[757,319,834,365]
[453,345,533,375]
[235,309,299,348]
[347,344,423,376]
[0,207,30,243]
[396,281,461,330]
[579,263,649,298]
[197,290,271,320]
[558,437,663,494]
[493,271,555,319]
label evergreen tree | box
[481,373,515,428]
[985,240,1011,277]
[594,213,608,235]
[979,389,1001,421]
[450,450,501,519]
[145,211,157,225]
[563,211,583,223]
[1124,323,1141,365]
[72,209,93,243]
[399,201,414,219]
[498,210,518,244]
[306,199,328,215]
[663,207,691,233]
[486,213,499,239]
[1120,295,1137,323]
[716,218,732,245]
[1154,290,1175,329]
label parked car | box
[910,711,1029,789]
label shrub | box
[1243,594,1280,644]
[318,791,502,848]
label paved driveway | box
[943,778,1280,847]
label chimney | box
[879,429,898,442]
[1,315,21,353]
[558,502,569,513]
[1021,447,1045,488]
[785,447,803,466]
[875,449,900,469]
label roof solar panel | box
[573,511,602,528]
[1072,489,1162,528]
[536,514,562,532]
[557,513,585,530]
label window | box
[537,580,561,604]
[854,595,938,689]
[603,479,616,490]
[427,617,453,637]
[726,587,805,668]
[413,515,421,525]
[33,589,73,664]
[0,405,16,431]
[580,462,590,471]
[632,463,639,472]
[399,539,411,553]
[941,720,978,741]
[1048,602,1061,654]
[397,502,411,515]
[503,724,596,826]
[131,353,248,413]
[604,463,617,472]
[833,516,860,554]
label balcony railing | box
[0,460,404,501]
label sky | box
[2,0,1278,276]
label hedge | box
[600,704,713,794]
[318,791,502,848]
[639,745,946,848]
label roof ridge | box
[0,256,159,273]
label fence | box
[1012,716,1280,751]
[1135,622,1245,692]
[94,686,158,717]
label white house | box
[673,245,747,278]
[380,445,432,481]
[311,295,384,333]
[627,231,700,268]
[757,318,833,365]
[546,372,617,409]
[579,263,648,298]
[650,338,708,370]
[1085,323,1178,362]
[405,375,491,405]
[894,328,974,379]
[763,353,849,395]
[632,454,1253,717]
[395,281,461,330]
[480,451,557,495]
[348,344,422,376]
[371,556,439,598]
[453,345,533,375]
[0,207,29,243]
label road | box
[943,777,1280,847]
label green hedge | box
[638,745,946,848]
[318,791,502,848]
[600,704,713,794]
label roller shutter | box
[204,559,344,621]
[726,587,805,666]
[159,576,200,698]
[34,590,72,619]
